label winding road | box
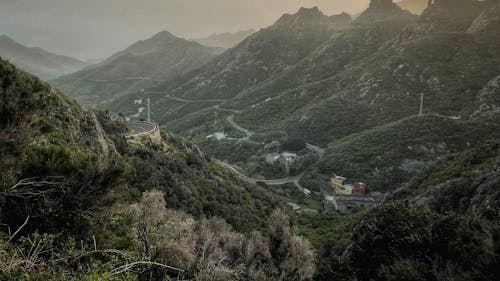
[216,160,304,187]
[138,93,325,188]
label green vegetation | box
[328,204,500,281]
[393,141,500,214]
[306,114,500,192]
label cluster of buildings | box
[265,152,298,165]
[324,175,385,213]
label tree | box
[129,190,197,276]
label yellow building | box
[330,176,346,189]
[337,189,352,196]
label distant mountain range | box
[0,35,88,80]
[51,31,223,107]
[2,1,500,279]
[192,29,256,49]
[98,0,500,194]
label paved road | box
[163,94,226,103]
[216,160,303,186]
[89,77,160,83]
[126,121,157,137]
[136,92,325,188]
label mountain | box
[356,0,415,22]
[193,29,256,49]
[0,56,276,235]
[107,7,353,120]
[51,31,223,108]
[0,57,329,280]
[108,0,500,195]
[396,0,428,14]
[0,35,88,80]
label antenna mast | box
[147,98,151,122]
[419,93,424,116]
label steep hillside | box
[51,31,222,108]
[131,0,500,196]
[313,141,500,281]
[303,113,500,192]
[193,29,255,49]
[391,141,500,213]
[0,57,274,236]
[0,57,332,281]
[154,7,350,101]
[0,35,88,80]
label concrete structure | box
[266,153,280,164]
[206,132,227,140]
[303,188,312,196]
[324,194,381,213]
[266,152,298,165]
[281,152,298,163]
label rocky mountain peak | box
[297,6,322,15]
[420,0,493,32]
[150,30,178,41]
[329,12,353,29]
[271,6,335,33]
[356,0,415,23]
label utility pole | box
[214,111,218,127]
[147,98,151,122]
[419,93,424,116]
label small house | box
[352,182,367,196]
[330,176,346,189]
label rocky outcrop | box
[329,12,353,29]
[356,0,416,23]
[468,1,500,33]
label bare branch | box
[109,261,184,276]
[8,216,30,242]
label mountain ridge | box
[192,29,256,49]
[51,30,223,108]
[0,35,88,80]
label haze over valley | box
[1,0,499,280]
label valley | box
[1,0,500,280]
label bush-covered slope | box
[304,114,500,192]
[309,142,500,281]
[0,57,275,236]
[391,141,500,214]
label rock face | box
[418,0,493,33]
[329,12,353,29]
[468,1,500,33]
[50,31,222,107]
[356,0,415,23]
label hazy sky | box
[0,0,369,60]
